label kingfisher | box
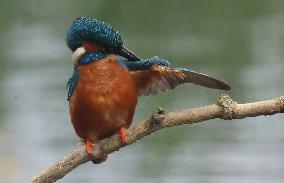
[66,17,231,163]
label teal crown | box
[66,17,123,52]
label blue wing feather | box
[118,56,171,70]
[67,67,80,101]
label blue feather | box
[67,67,80,101]
[66,17,122,52]
[118,56,171,71]
[79,52,107,64]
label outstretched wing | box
[131,66,231,96]
[119,56,231,96]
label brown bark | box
[26,95,284,183]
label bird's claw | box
[119,127,127,144]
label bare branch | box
[26,95,284,183]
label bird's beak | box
[116,46,140,61]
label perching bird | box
[66,17,231,163]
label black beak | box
[116,46,140,61]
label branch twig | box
[27,95,284,183]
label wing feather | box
[131,66,231,96]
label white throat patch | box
[72,47,86,64]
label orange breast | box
[69,57,137,142]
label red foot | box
[119,127,127,144]
[85,139,94,155]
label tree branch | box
[26,95,284,183]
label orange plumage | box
[69,57,137,144]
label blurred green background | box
[0,0,283,183]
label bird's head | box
[66,17,140,64]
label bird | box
[66,17,231,163]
